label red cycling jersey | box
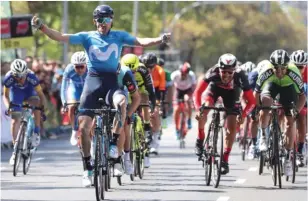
[302,66,307,83]
[193,65,256,118]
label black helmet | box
[270,49,290,66]
[93,5,114,19]
[138,55,144,64]
[158,58,165,66]
[143,53,157,68]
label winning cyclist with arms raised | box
[31,4,170,186]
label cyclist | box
[194,53,256,174]
[2,59,47,165]
[255,49,306,176]
[31,4,170,187]
[290,50,307,167]
[121,53,156,168]
[158,58,173,123]
[142,53,166,154]
[244,60,268,159]
[171,62,196,139]
[115,61,140,176]
[241,61,256,75]
[61,51,88,146]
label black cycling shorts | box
[260,82,298,116]
[175,88,193,103]
[79,72,119,118]
[203,82,241,116]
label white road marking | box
[65,150,79,154]
[33,157,45,162]
[217,196,230,201]
[248,166,258,171]
[234,178,246,184]
[0,167,6,171]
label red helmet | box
[180,62,191,74]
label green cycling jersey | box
[255,60,304,94]
[165,70,171,82]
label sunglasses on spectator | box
[96,17,112,24]
[74,64,85,69]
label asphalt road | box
[1,117,307,201]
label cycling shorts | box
[79,72,119,118]
[174,87,193,104]
[10,85,39,112]
[261,82,298,116]
[202,82,241,116]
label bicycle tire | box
[130,124,136,181]
[23,137,33,175]
[259,151,265,175]
[273,127,282,188]
[204,122,213,186]
[212,126,223,188]
[103,135,109,191]
[94,134,105,201]
[117,176,122,186]
[137,149,145,179]
[292,142,296,183]
[179,111,184,149]
[13,122,26,177]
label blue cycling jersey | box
[61,64,87,105]
[3,70,39,89]
[248,70,258,90]
[117,65,137,93]
[69,30,136,74]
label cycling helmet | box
[270,49,290,66]
[71,51,87,65]
[290,50,308,66]
[218,53,237,69]
[242,61,256,73]
[143,53,157,68]
[10,59,28,77]
[158,58,165,66]
[138,55,144,64]
[93,5,114,19]
[121,53,139,71]
[180,62,191,74]
[256,60,271,74]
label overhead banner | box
[1,15,34,50]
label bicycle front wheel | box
[212,127,223,188]
[23,136,33,175]
[94,134,105,201]
[130,124,136,181]
[13,122,26,177]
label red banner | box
[1,18,11,39]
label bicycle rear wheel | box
[212,126,223,188]
[13,122,26,177]
[130,125,136,181]
[94,134,105,201]
[137,149,145,179]
[259,151,265,175]
[241,117,249,161]
[292,142,297,183]
[273,127,282,188]
[179,112,185,149]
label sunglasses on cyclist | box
[219,69,235,75]
[74,64,85,69]
[273,64,288,69]
[12,73,25,78]
[95,17,112,24]
[296,65,305,70]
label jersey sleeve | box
[255,68,274,93]
[3,72,14,88]
[190,71,197,85]
[27,73,40,87]
[171,71,177,81]
[287,67,305,94]
[69,32,88,45]
[123,70,137,94]
[60,67,70,105]
[138,67,156,107]
[120,31,136,46]
[238,70,251,91]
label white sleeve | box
[190,71,197,84]
[171,70,179,81]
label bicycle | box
[199,104,228,188]
[7,103,44,176]
[81,98,121,201]
[240,116,250,161]
[257,103,297,188]
[178,99,187,149]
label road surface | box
[1,117,307,201]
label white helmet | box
[218,53,237,69]
[71,51,87,65]
[290,50,307,65]
[256,60,271,74]
[242,61,256,73]
[10,59,28,76]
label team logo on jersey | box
[257,69,273,86]
[88,42,119,61]
[5,77,14,86]
[288,71,304,89]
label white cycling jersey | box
[171,70,196,91]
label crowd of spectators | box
[1,56,69,141]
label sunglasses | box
[75,65,85,69]
[13,73,25,78]
[296,65,305,69]
[96,17,112,24]
[273,64,288,69]
[219,70,235,75]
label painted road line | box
[248,166,258,171]
[217,196,230,201]
[33,157,45,162]
[234,178,246,184]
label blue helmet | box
[93,5,114,19]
